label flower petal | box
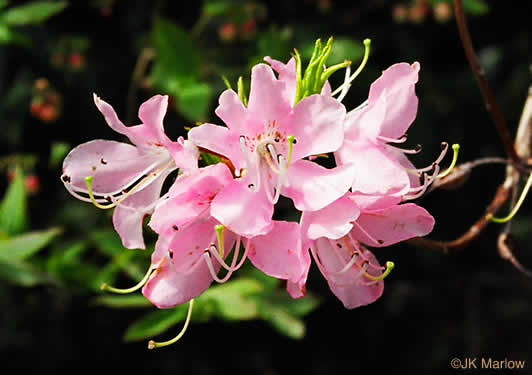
[335,140,411,196]
[142,257,215,309]
[211,177,274,237]
[351,203,435,247]
[248,221,310,285]
[315,238,383,309]
[215,90,262,135]
[247,63,292,124]
[283,160,356,211]
[112,168,172,249]
[367,62,420,139]
[301,196,360,241]
[61,139,163,196]
[188,123,244,171]
[283,94,345,160]
[264,56,297,105]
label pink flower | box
[143,163,310,308]
[189,63,354,237]
[61,94,198,249]
[301,193,434,309]
[335,62,446,199]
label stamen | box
[272,155,287,204]
[215,224,225,258]
[363,261,395,283]
[377,135,408,144]
[413,142,449,173]
[287,135,296,167]
[488,172,532,223]
[403,164,440,201]
[391,143,422,155]
[437,143,460,178]
[148,299,195,350]
[100,265,154,294]
[310,244,331,281]
[240,136,260,192]
[351,222,386,248]
[331,38,371,97]
[336,64,351,103]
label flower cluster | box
[61,39,449,333]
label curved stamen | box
[377,135,408,144]
[402,164,440,201]
[272,155,288,204]
[331,38,371,97]
[488,172,532,223]
[363,261,395,284]
[100,265,154,294]
[240,136,260,192]
[148,299,195,350]
[310,244,331,281]
[415,142,449,173]
[390,143,422,155]
[351,222,387,249]
[265,143,281,173]
[335,64,351,103]
[208,236,246,272]
[84,161,175,209]
[437,143,460,179]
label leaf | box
[0,227,62,261]
[328,38,365,66]
[258,302,306,339]
[177,81,212,121]
[3,1,67,26]
[0,167,27,235]
[0,1,8,10]
[262,291,320,317]
[49,141,70,167]
[0,258,49,286]
[93,294,153,309]
[463,0,489,15]
[204,278,263,320]
[123,305,190,342]
[203,1,232,17]
[152,18,200,81]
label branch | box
[454,0,520,165]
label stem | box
[454,0,520,165]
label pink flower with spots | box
[189,63,355,237]
[301,193,434,309]
[143,163,310,308]
[61,94,198,249]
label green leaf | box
[204,278,263,320]
[0,258,50,286]
[3,1,67,26]
[327,38,365,66]
[203,1,232,17]
[463,0,489,15]
[176,81,212,121]
[153,18,200,81]
[123,306,190,342]
[0,227,62,261]
[0,167,27,235]
[262,291,320,317]
[49,141,70,167]
[0,1,8,10]
[258,302,306,339]
[93,294,153,309]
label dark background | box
[1,0,531,373]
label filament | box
[100,265,154,294]
[148,299,195,350]
[437,143,460,179]
[331,38,371,97]
[489,172,532,223]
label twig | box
[126,47,155,124]
[454,0,520,165]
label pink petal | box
[149,163,234,236]
[315,238,383,309]
[348,193,401,211]
[142,257,215,309]
[211,177,274,237]
[61,139,163,196]
[343,99,386,143]
[301,196,360,241]
[367,62,420,139]
[264,56,297,105]
[188,123,245,171]
[283,160,356,211]
[282,94,345,160]
[112,168,172,249]
[248,221,310,285]
[335,140,411,196]
[247,64,292,124]
[351,203,435,247]
[215,90,263,135]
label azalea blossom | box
[61,94,198,249]
[189,62,355,237]
[301,193,434,308]
[334,62,449,199]
[143,163,310,308]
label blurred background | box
[1,0,531,373]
